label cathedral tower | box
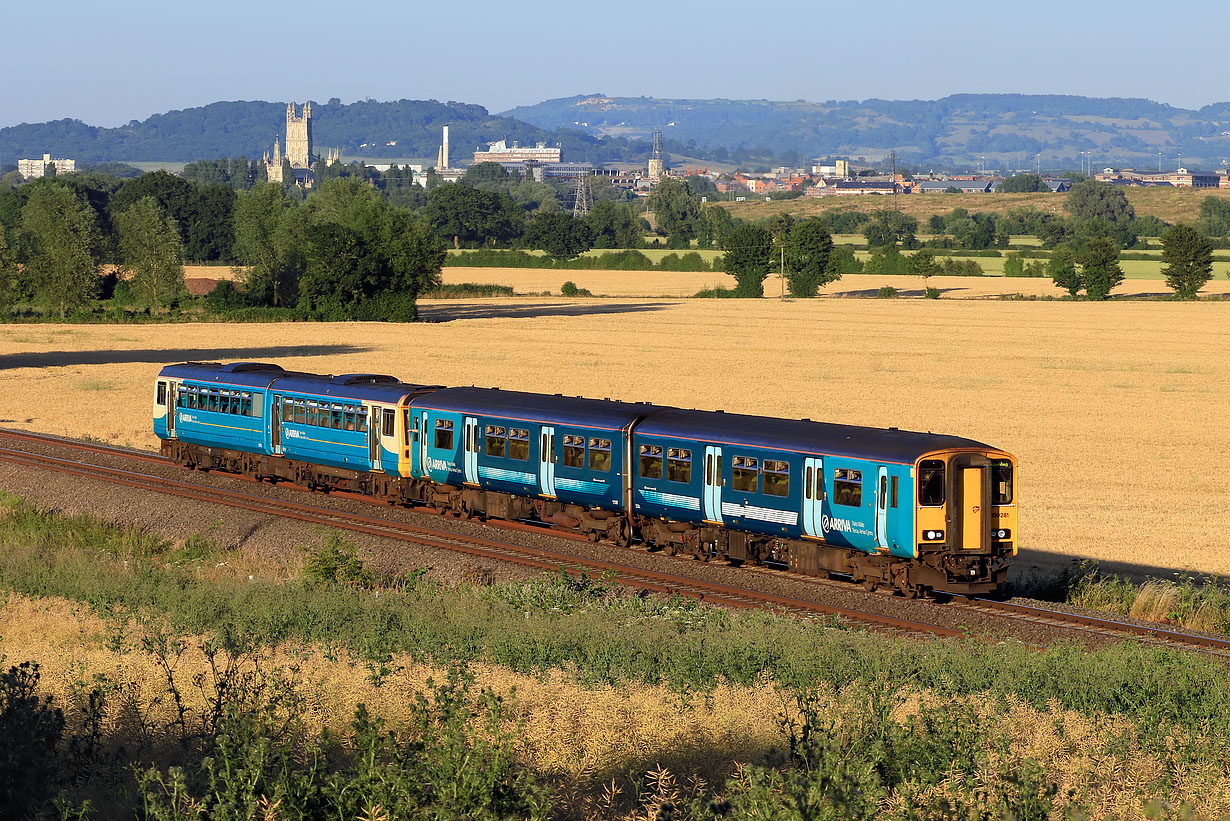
[284,102,314,169]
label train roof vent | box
[331,373,400,385]
[219,362,284,373]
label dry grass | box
[0,297,1228,578]
[713,185,1230,225]
[441,266,1230,298]
[5,593,1229,819]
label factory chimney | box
[436,125,450,169]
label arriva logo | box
[821,514,855,534]
[427,457,453,472]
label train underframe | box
[162,439,1009,597]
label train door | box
[875,465,889,551]
[961,465,987,550]
[802,456,824,537]
[462,416,478,485]
[418,412,429,478]
[538,426,556,497]
[703,445,723,524]
[368,406,382,471]
[271,395,283,455]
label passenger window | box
[344,410,356,432]
[639,444,663,480]
[223,393,234,414]
[382,409,395,438]
[508,428,530,460]
[183,389,194,409]
[918,460,945,506]
[588,438,612,471]
[357,410,368,434]
[291,401,303,424]
[562,434,586,468]
[332,408,344,429]
[283,401,293,423]
[318,405,331,427]
[834,468,863,507]
[485,425,507,457]
[230,392,241,414]
[763,460,790,497]
[306,404,317,426]
[156,382,167,406]
[890,476,899,508]
[208,391,219,413]
[992,460,1013,505]
[732,456,759,493]
[667,448,692,483]
[434,419,454,450]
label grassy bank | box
[1,494,1230,817]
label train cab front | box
[914,449,1017,595]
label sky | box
[3,0,1227,128]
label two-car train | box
[154,362,1017,596]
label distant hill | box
[502,93,1230,169]
[0,99,653,165]
[9,93,1230,171]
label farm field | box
[1,298,1228,579]
[439,266,1230,298]
[714,185,1230,225]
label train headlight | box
[993,529,1011,540]
[924,529,945,541]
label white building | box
[17,153,76,179]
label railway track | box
[3,427,1229,657]
[0,436,960,640]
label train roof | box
[270,372,440,404]
[158,362,294,389]
[411,386,657,431]
[635,408,995,465]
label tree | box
[232,182,300,307]
[0,231,18,308]
[1048,245,1080,296]
[865,246,910,274]
[909,248,940,287]
[783,219,835,297]
[115,197,185,310]
[422,184,523,248]
[584,201,642,249]
[703,206,736,250]
[998,174,1050,193]
[1064,180,1137,247]
[1197,196,1230,237]
[19,185,101,317]
[1076,237,1123,299]
[646,178,700,246]
[1160,223,1214,299]
[184,183,237,262]
[862,210,919,249]
[523,212,592,260]
[721,224,773,297]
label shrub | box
[876,286,898,298]
[560,281,593,297]
[423,283,514,298]
[302,534,376,589]
[924,287,941,299]
[0,662,66,817]
[693,286,741,298]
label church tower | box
[284,102,314,169]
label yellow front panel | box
[962,467,983,550]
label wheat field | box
[440,266,1230,298]
[0,297,1227,578]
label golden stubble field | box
[440,267,1230,298]
[0,297,1227,578]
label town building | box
[1096,167,1221,188]
[473,139,562,164]
[17,153,75,179]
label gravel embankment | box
[0,433,1221,653]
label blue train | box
[154,362,1017,595]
